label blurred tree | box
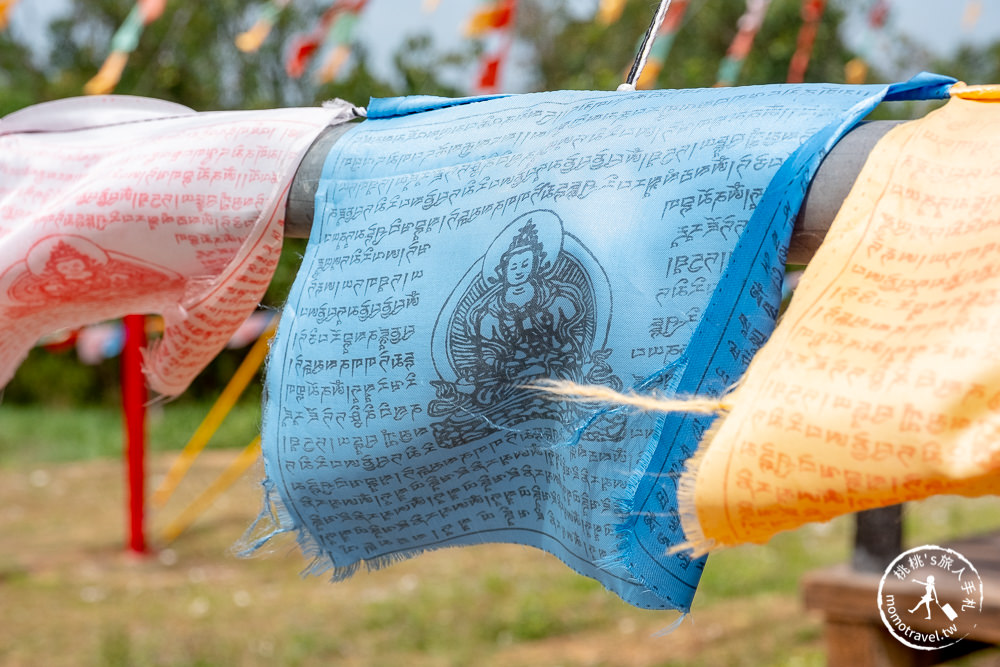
[0,1,468,404]
[0,31,50,115]
[518,0,858,91]
[46,0,316,109]
[931,41,1000,86]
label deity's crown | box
[505,221,545,261]
[45,241,91,272]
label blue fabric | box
[254,74,954,610]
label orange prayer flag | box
[0,0,19,31]
[236,18,273,53]
[315,43,351,83]
[677,95,1000,555]
[84,51,130,96]
[596,0,626,25]
[635,58,662,90]
[465,1,514,37]
[844,57,868,84]
[962,0,982,30]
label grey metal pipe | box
[790,120,902,264]
[285,120,901,264]
[285,122,357,239]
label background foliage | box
[1,0,996,405]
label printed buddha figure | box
[468,221,587,383]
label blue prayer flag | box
[245,74,954,610]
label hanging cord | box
[619,0,673,91]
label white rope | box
[619,0,674,91]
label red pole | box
[122,314,148,554]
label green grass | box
[0,401,262,466]
[3,403,1000,666]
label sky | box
[8,0,1000,94]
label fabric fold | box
[0,96,357,396]
[677,94,1000,554]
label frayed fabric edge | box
[234,476,470,584]
[537,377,731,598]
[671,416,724,559]
[233,478,298,558]
[233,477,357,581]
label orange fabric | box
[679,97,1000,554]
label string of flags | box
[285,0,367,83]
[786,0,825,83]
[716,0,772,87]
[635,0,690,89]
[84,0,167,95]
[466,0,518,93]
[77,0,847,96]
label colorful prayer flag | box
[716,0,772,87]
[468,0,517,93]
[138,0,167,22]
[464,0,515,37]
[962,0,982,31]
[242,74,956,610]
[284,0,366,81]
[0,96,357,396]
[316,43,351,84]
[237,1,291,53]
[596,0,626,25]
[84,0,167,95]
[635,0,690,90]
[786,0,825,83]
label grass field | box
[1,402,999,666]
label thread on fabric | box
[530,377,730,557]
[527,379,729,415]
[623,0,673,89]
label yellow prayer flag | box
[236,18,273,53]
[844,57,868,84]
[678,96,1000,555]
[315,43,351,84]
[597,0,626,25]
[84,51,130,96]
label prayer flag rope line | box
[528,379,729,415]
[620,0,674,92]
